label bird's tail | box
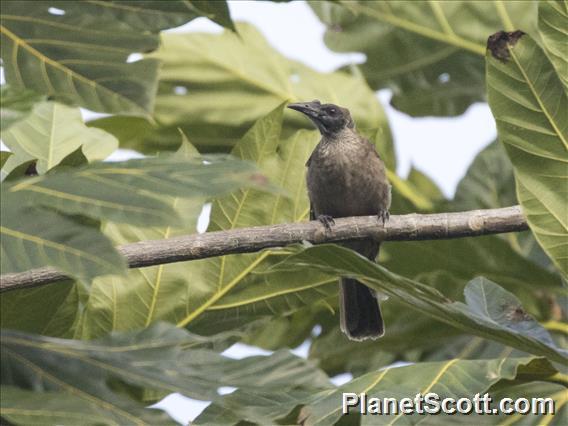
[340,278,384,341]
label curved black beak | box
[287,100,322,119]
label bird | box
[288,100,391,341]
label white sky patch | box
[151,393,209,425]
[217,386,237,395]
[126,53,143,63]
[290,339,310,359]
[331,372,354,386]
[104,149,145,162]
[47,7,65,15]
[197,203,212,233]
[222,342,273,359]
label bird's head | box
[288,100,354,137]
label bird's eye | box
[329,108,336,114]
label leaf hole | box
[48,7,65,15]
[126,53,143,63]
[438,73,450,84]
[217,386,237,395]
[312,324,322,337]
[174,86,188,95]
[289,73,301,83]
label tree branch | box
[0,205,528,292]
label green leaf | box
[382,233,563,318]
[407,166,445,205]
[1,198,126,282]
[299,357,557,425]
[424,334,529,362]
[453,141,516,211]
[194,389,318,426]
[76,139,206,338]
[539,0,568,92]
[1,323,330,424]
[0,151,13,168]
[53,146,90,171]
[190,0,236,32]
[0,1,234,116]
[0,85,45,131]
[197,356,562,426]
[0,1,158,116]
[452,140,556,272]
[486,32,568,275]
[3,156,263,226]
[1,155,267,283]
[0,386,160,426]
[0,281,78,337]
[1,159,37,182]
[132,22,390,152]
[485,381,567,425]
[270,245,568,363]
[42,1,234,33]
[261,301,444,373]
[1,101,118,175]
[242,306,328,351]
[308,302,459,377]
[310,1,536,116]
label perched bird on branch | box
[288,100,391,341]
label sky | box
[151,1,498,423]
[1,1,498,423]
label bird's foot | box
[317,215,335,231]
[377,209,390,225]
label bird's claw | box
[317,215,335,231]
[377,209,390,225]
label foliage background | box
[0,1,566,425]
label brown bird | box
[288,100,391,341]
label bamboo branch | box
[0,205,528,292]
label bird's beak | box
[287,101,321,119]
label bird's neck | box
[321,127,359,146]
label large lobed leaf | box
[195,356,563,425]
[269,245,568,364]
[453,140,556,271]
[310,0,536,116]
[92,22,390,153]
[1,154,266,284]
[4,321,559,425]
[1,101,118,176]
[0,322,330,425]
[486,31,568,276]
[0,1,234,116]
[0,280,79,338]
[75,139,207,338]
